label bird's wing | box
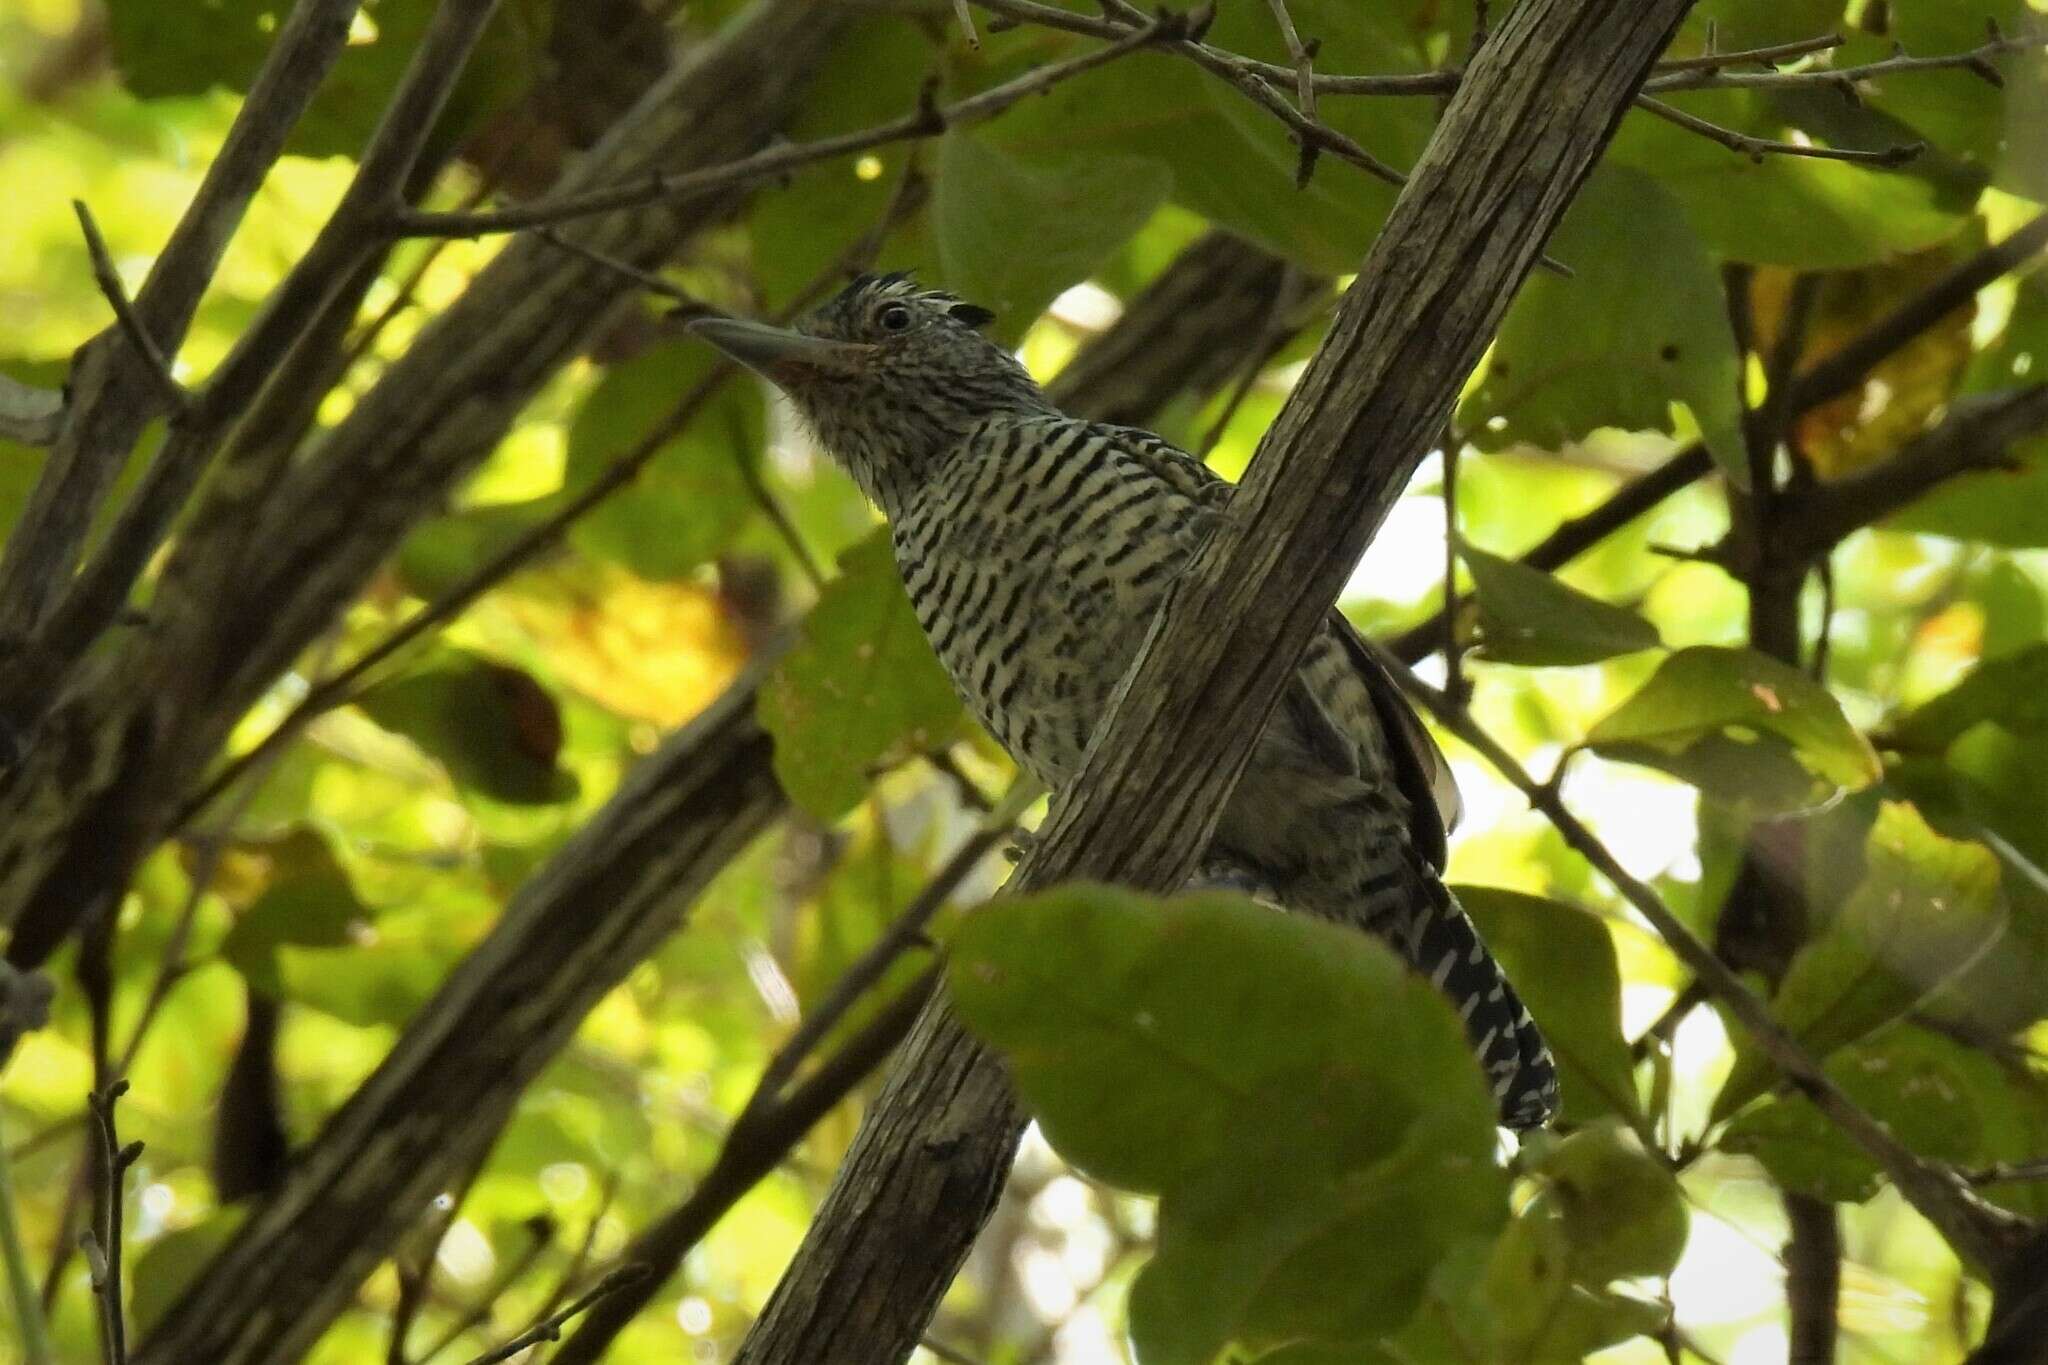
[1097,423,1462,868]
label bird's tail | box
[1395,872,1558,1130]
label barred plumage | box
[692,273,1558,1129]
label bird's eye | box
[877,304,913,333]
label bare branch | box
[387,12,1188,238]
[1636,93,1924,163]
[1643,25,2035,93]
[71,202,190,418]
[453,1266,649,1365]
[84,1081,141,1365]
[1263,0,1324,184]
[1651,32,1844,72]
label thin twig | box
[84,1081,140,1365]
[453,1265,649,1365]
[1968,1159,2048,1187]
[950,0,980,49]
[388,12,1189,237]
[523,1168,621,1329]
[1643,26,2031,93]
[548,969,941,1363]
[1440,431,1468,709]
[1652,33,1843,73]
[415,1216,555,1365]
[1635,95,1924,164]
[1263,0,1322,185]
[73,202,189,418]
[534,228,702,308]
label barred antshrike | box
[692,273,1558,1129]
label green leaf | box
[1458,541,1662,667]
[1686,0,1846,50]
[1519,1122,1689,1284]
[1456,887,1640,1126]
[948,886,1506,1362]
[218,829,371,998]
[961,0,1453,278]
[759,529,965,820]
[1723,1024,2033,1205]
[356,653,577,805]
[129,1209,247,1337]
[932,129,1171,339]
[1463,167,1746,483]
[1484,1187,1672,1363]
[395,494,565,600]
[564,337,763,581]
[1892,642,2048,750]
[106,0,551,160]
[1715,801,2004,1117]
[744,18,937,305]
[1611,89,1976,268]
[1587,645,1881,812]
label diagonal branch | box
[0,0,507,735]
[1634,93,1923,164]
[0,0,363,639]
[70,202,191,419]
[1768,384,2048,561]
[731,3,1698,1361]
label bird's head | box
[688,273,1051,512]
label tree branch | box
[0,0,362,639]
[70,202,190,419]
[1768,385,2048,560]
[1635,93,1923,164]
[731,3,1697,1361]
[1,0,505,734]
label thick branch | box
[1769,385,2048,560]
[0,0,362,638]
[731,3,1696,1361]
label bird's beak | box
[686,316,871,383]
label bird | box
[690,272,1558,1130]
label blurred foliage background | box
[0,0,2046,1362]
